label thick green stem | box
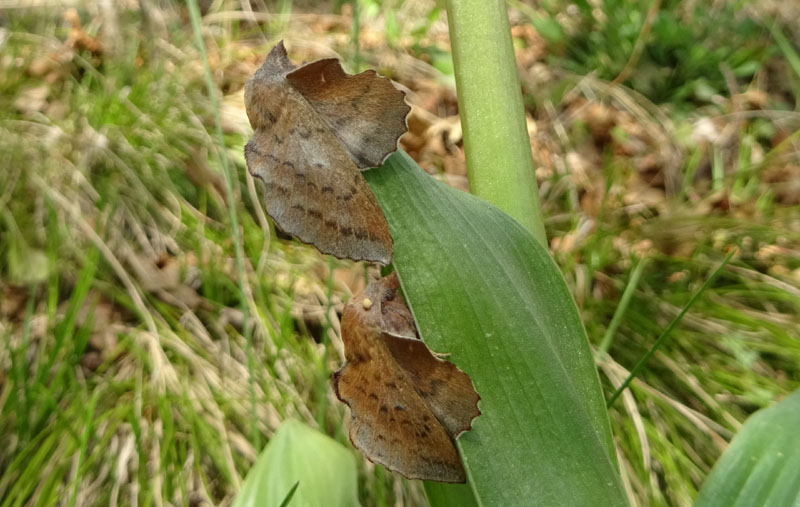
[445,0,547,246]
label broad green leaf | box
[232,420,359,507]
[695,389,800,507]
[365,151,626,506]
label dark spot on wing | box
[289,127,312,139]
[244,142,279,168]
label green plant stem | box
[444,0,547,246]
[596,257,649,360]
[606,250,737,407]
[186,0,260,450]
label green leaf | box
[695,389,800,507]
[365,151,626,506]
[232,421,359,507]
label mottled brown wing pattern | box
[333,328,466,483]
[243,42,394,264]
[379,333,481,440]
[286,59,410,169]
[333,274,480,483]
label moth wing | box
[244,87,392,264]
[380,333,481,439]
[287,59,410,169]
[333,327,466,483]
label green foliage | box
[769,23,800,106]
[232,421,359,507]
[544,0,774,105]
[695,389,800,506]
[606,250,735,407]
[366,152,626,506]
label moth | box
[333,273,481,482]
[244,41,409,265]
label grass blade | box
[68,391,100,507]
[596,257,649,360]
[606,249,737,407]
[279,481,300,507]
[185,0,259,449]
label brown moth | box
[244,41,409,265]
[333,273,481,483]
